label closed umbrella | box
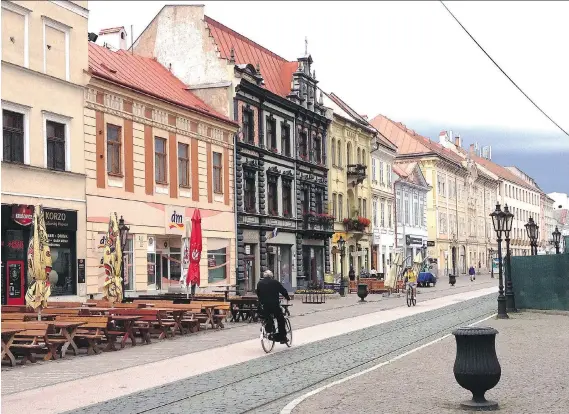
[186,209,202,297]
[102,213,123,303]
[385,252,401,290]
[25,205,52,319]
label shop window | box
[281,123,290,157]
[178,143,190,187]
[46,120,66,171]
[3,110,24,163]
[46,230,76,296]
[213,152,223,194]
[106,124,122,175]
[208,240,228,283]
[147,253,158,288]
[155,137,167,184]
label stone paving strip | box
[0,275,495,397]
[1,286,496,414]
[292,311,569,414]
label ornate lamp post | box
[118,215,130,302]
[525,217,538,256]
[502,205,516,312]
[490,203,508,319]
[552,226,562,254]
[338,236,346,296]
[488,248,495,278]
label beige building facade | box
[85,41,238,295]
[2,1,90,303]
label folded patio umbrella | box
[102,213,123,303]
[384,252,400,290]
[25,205,52,316]
[187,209,202,288]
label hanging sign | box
[12,205,33,226]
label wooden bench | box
[55,316,109,355]
[2,313,30,321]
[109,309,176,343]
[41,308,80,317]
[2,306,29,313]
[2,321,65,364]
[46,301,82,308]
[162,304,203,333]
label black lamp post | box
[490,203,508,319]
[552,226,561,254]
[118,215,130,302]
[338,236,346,297]
[502,205,516,312]
[488,248,495,278]
[525,217,538,256]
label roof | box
[370,114,465,165]
[393,162,430,189]
[470,155,540,191]
[99,27,125,35]
[88,43,235,126]
[204,16,297,98]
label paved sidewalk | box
[293,311,569,414]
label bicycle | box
[259,305,292,353]
[406,281,417,307]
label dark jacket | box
[256,277,290,307]
[469,266,476,276]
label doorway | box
[245,256,255,293]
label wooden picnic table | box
[108,315,141,349]
[1,328,24,367]
[53,321,84,358]
[212,288,238,302]
[77,307,112,315]
[152,308,187,335]
[229,298,259,323]
[81,302,97,307]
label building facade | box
[85,41,238,295]
[393,163,430,267]
[1,1,90,304]
[133,5,332,292]
[540,194,556,254]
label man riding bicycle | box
[256,270,290,344]
[405,267,417,296]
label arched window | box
[362,149,366,167]
[357,147,361,164]
[331,138,336,166]
[346,142,352,165]
[337,141,342,167]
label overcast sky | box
[88,1,569,193]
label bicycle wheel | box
[406,288,412,307]
[412,290,417,306]
[285,318,292,347]
[260,323,274,353]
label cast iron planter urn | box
[452,327,501,410]
[449,274,456,286]
[357,283,368,302]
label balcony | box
[343,217,371,233]
[302,212,334,237]
[346,164,367,185]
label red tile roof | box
[470,154,539,191]
[88,43,235,125]
[204,16,297,98]
[370,114,464,165]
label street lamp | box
[552,226,561,254]
[525,217,538,256]
[118,215,130,302]
[338,236,346,296]
[488,248,495,278]
[490,203,508,319]
[503,205,516,312]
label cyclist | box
[405,267,417,298]
[256,269,290,344]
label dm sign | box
[165,206,185,235]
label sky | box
[87,1,569,193]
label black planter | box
[449,274,456,286]
[357,283,368,302]
[453,327,501,410]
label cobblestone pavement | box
[1,273,494,396]
[62,294,496,413]
[292,311,569,414]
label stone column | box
[260,230,267,273]
[296,232,304,286]
[258,156,266,216]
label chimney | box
[469,144,475,156]
[98,26,128,50]
[455,135,461,148]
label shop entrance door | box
[245,256,255,293]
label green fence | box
[510,254,569,311]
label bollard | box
[452,326,501,410]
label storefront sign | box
[11,205,33,226]
[373,229,381,246]
[47,232,72,248]
[427,240,435,247]
[165,206,185,235]
[44,209,77,231]
[77,259,86,283]
[405,235,423,247]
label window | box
[380,161,384,184]
[299,131,308,159]
[387,164,392,186]
[301,188,310,214]
[46,120,66,171]
[388,203,393,228]
[438,175,446,197]
[413,193,419,226]
[346,143,352,165]
[337,142,342,167]
[420,197,425,226]
[380,199,385,227]
[439,212,447,234]
[358,197,362,216]
[243,108,254,144]
[213,152,223,194]
[281,123,290,157]
[267,117,276,150]
[178,143,190,187]
[315,192,323,214]
[314,136,322,164]
[331,139,336,166]
[372,159,377,182]
[357,148,361,164]
[2,110,24,163]
[332,193,337,219]
[154,137,167,183]
[282,180,292,217]
[396,190,402,223]
[362,198,367,218]
[244,172,256,213]
[268,179,278,215]
[372,198,378,227]
[106,124,122,175]
[208,243,228,283]
[338,194,343,220]
[404,192,410,224]
[362,150,366,168]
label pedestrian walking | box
[348,266,355,281]
[469,265,476,282]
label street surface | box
[1,274,501,414]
